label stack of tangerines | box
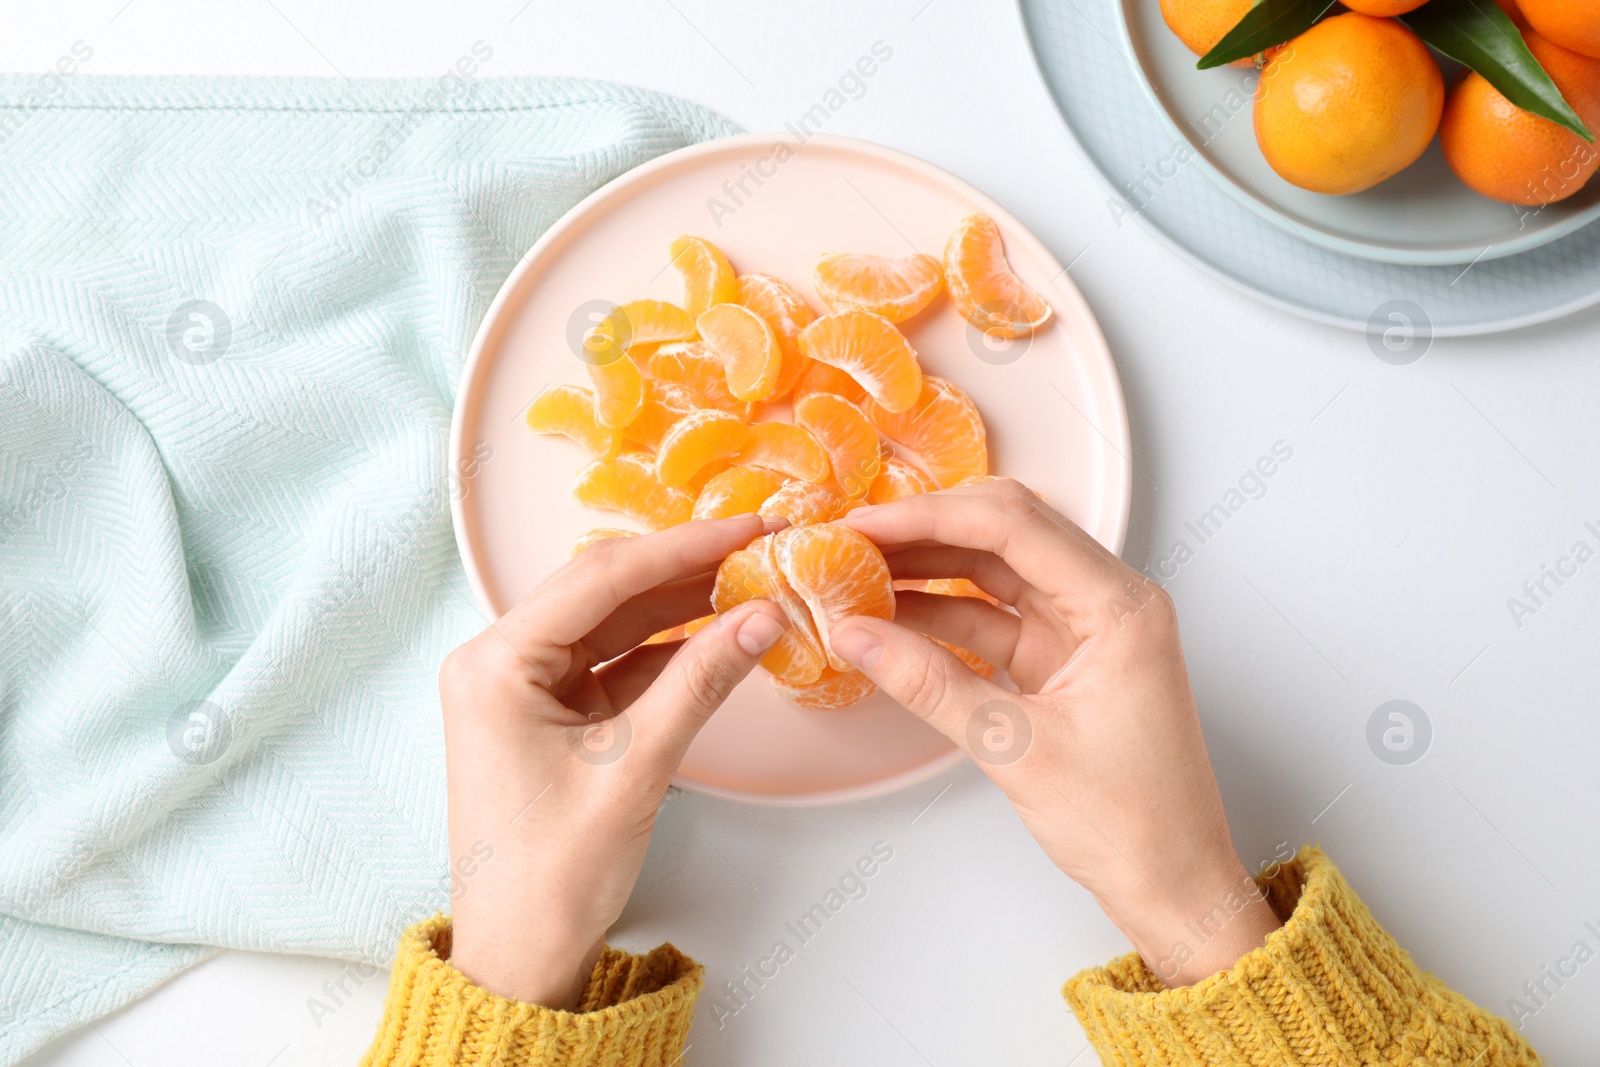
[525,216,1049,708]
[1165,0,1600,204]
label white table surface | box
[7,1,1598,1064]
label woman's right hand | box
[832,479,1281,987]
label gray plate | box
[1020,0,1600,335]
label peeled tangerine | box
[569,527,636,557]
[944,213,1052,338]
[526,384,622,459]
[797,310,923,414]
[697,303,782,402]
[922,577,1000,678]
[759,480,844,526]
[669,235,739,318]
[585,354,644,430]
[581,301,696,431]
[712,523,893,707]
[650,343,752,418]
[655,408,750,488]
[868,454,939,504]
[813,252,944,323]
[738,273,816,399]
[793,360,867,406]
[734,421,830,483]
[623,379,702,451]
[692,465,789,521]
[713,537,828,685]
[597,299,696,354]
[772,667,878,710]
[794,392,882,499]
[573,452,693,530]
[868,376,987,488]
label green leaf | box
[1197,0,1335,70]
[1403,0,1593,141]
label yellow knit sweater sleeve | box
[1063,846,1543,1066]
[359,916,701,1067]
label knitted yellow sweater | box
[360,848,1541,1065]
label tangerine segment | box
[697,303,782,402]
[774,523,896,672]
[759,480,844,526]
[623,379,703,451]
[868,455,939,504]
[944,213,1052,338]
[814,252,944,323]
[573,452,693,530]
[585,353,645,429]
[792,360,868,406]
[526,384,623,459]
[868,376,987,488]
[669,235,739,318]
[739,273,816,398]
[683,458,730,495]
[645,624,688,645]
[736,421,830,483]
[924,576,1001,607]
[569,527,637,557]
[692,464,790,520]
[794,392,882,499]
[649,614,715,643]
[599,300,696,351]
[655,409,751,489]
[772,666,877,710]
[711,538,827,684]
[919,577,1000,676]
[798,310,923,414]
[649,343,752,418]
[938,639,997,680]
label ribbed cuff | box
[1063,847,1541,1066]
[361,916,702,1067]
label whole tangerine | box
[1518,0,1600,58]
[1493,0,1530,30]
[1253,13,1445,195]
[1159,0,1257,67]
[1440,30,1600,205]
[1341,0,1428,14]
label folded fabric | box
[0,70,735,1064]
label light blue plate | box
[1115,0,1600,266]
[1020,0,1600,334]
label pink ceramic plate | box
[450,133,1130,806]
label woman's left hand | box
[438,514,789,1008]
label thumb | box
[630,599,789,759]
[830,616,1024,763]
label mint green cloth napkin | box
[0,72,734,1063]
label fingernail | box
[736,611,787,655]
[761,516,790,533]
[830,622,885,671]
[843,505,878,521]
